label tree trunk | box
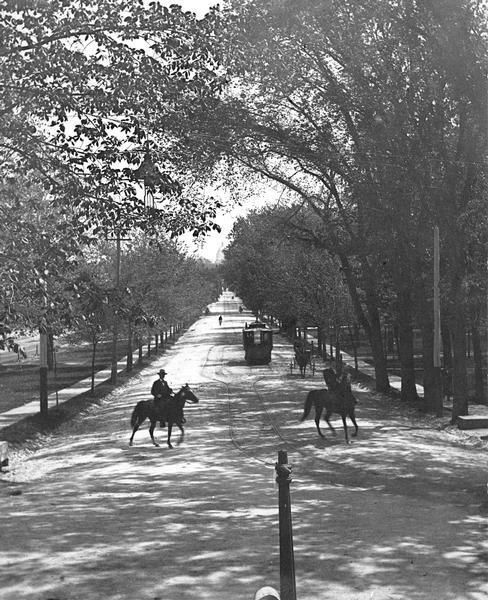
[441,316,452,370]
[138,338,143,364]
[47,331,55,371]
[420,318,436,411]
[317,326,323,355]
[449,308,468,423]
[334,327,342,375]
[367,305,390,393]
[471,325,485,404]
[418,297,438,412]
[91,339,97,395]
[397,290,419,402]
[126,321,133,372]
[339,254,389,392]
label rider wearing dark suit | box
[151,369,173,423]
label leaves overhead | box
[0,0,226,236]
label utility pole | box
[433,225,443,416]
[110,232,121,384]
[39,327,48,414]
[39,275,48,415]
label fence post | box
[275,450,296,600]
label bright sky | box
[165,0,220,17]
[166,0,284,262]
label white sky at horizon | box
[163,0,220,17]
[166,0,285,262]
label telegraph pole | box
[39,326,48,414]
[433,226,443,416]
[110,232,121,384]
[39,275,48,415]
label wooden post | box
[39,330,48,415]
[110,233,121,384]
[433,225,443,416]
[275,450,296,600]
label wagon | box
[243,322,273,364]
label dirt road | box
[1,292,487,599]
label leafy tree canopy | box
[1,0,226,236]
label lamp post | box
[39,274,49,414]
[432,225,443,416]
[110,231,121,385]
[134,141,163,210]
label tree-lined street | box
[2,2,488,598]
[1,293,487,600]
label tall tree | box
[183,0,488,415]
[1,0,225,236]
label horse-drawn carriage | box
[293,339,313,377]
[243,321,273,364]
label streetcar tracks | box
[199,338,328,471]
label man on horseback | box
[151,369,173,425]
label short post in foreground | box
[275,449,296,600]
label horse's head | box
[178,384,199,404]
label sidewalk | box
[302,330,424,396]
[0,349,142,431]
[337,348,425,397]
[299,329,488,438]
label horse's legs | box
[324,410,337,436]
[314,405,325,438]
[349,413,359,437]
[341,416,349,443]
[149,419,160,447]
[129,418,143,446]
[167,422,174,449]
[129,423,139,446]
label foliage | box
[0,174,86,329]
[88,234,220,338]
[0,0,226,236]
[186,0,488,403]
[223,206,353,327]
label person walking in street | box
[218,315,223,326]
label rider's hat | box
[158,369,167,375]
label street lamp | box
[133,141,164,210]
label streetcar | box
[243,321,273,364]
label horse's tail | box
[300,391,314,422]
[130,401,145,428]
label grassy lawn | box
[0,335,165,413]
[0,331,181,446]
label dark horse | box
[300,368,358,443]
[295,350,311,377]
[129,384,199,449]
[294,341,311,378]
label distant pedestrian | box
[218,315,223,326]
